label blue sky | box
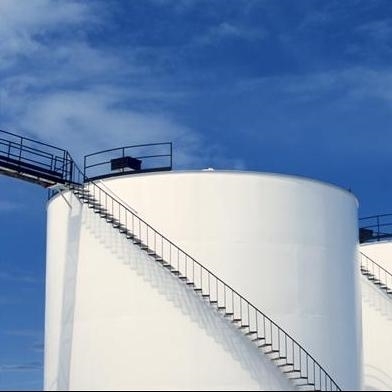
[1,0,392,389]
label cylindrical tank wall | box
[99,171,362,390]
[45,170,362,390]
[45,193,293,391]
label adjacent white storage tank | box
[360,240,392,391]
[45,170,362,390]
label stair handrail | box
[95,179,138,215]
[360,251,392,291]
[55,156,341,391]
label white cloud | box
[0,295,17,305]
[0,270,40,284]
[4,329,42,337]
[356,19,392,41]
[0,0,90,65]
[237,67,392,107]
[5,88,196,163]
[195,22,265,46]
[0,0,244,171]
[0,362,42,372]
[3,86,245,170]
[0,200,22,212]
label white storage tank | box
[360,240,392,391]
[45,170,362,390]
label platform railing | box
[83,142,172,180]
[0,129,73,182]
[60,160,341,391]
[359,214,392,243]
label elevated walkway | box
[0,129,74,188]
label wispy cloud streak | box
[0,270,41,284]
[0,362,42,372]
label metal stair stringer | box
[64,179,341,392]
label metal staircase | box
[0,130,341,391]
[360,252,392,297]
[65,175,341,391]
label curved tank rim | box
[48,169,359,207]
[100,169,359,206]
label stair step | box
[277,363,294,368]
[202,294,210,298]
[217,306,226,311]
[291,376,309,381]
[232,319,242,323]
[74,192,89,196]
[179,276,188,281]
[283,369,301,374]
[239,325,250,329]
[107,219,119,224]
[171,271,181,275]
[224,312,234,317]
[94,209,107,214]
[264,349,280,355]
[258,343,272,348]
[251,337,266,342]
[244,331,258,336]
[210,300,218,304]
[271,356,287,361]
[186,282,195,286]
[83,199,97,204]
[194,288,202,292]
